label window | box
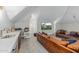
[41,23,52,30]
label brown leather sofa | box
[36,33,77,53]
[67,40,79,52]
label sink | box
[0,35,15,39]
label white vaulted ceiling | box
[5,6,26,20]
[4,6,38,23]
[60,6,79,24]
[35,6,68,23]
[11,6,38,23]
[3,6,79,25]
[3,6,68,23]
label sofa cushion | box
[58,41,69,46]
[70,31,77,37]
[49,36,69,46]
[67,40,77,44]
[67,40,79,52]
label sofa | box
[36,33,78,53]
[56,30,79,39]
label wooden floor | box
[19,37,48,53]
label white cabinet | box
[0,31,21,53]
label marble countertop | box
[0,31,21,53]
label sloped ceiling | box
[36,6,68,23]
[4,6,79,25]
[5,6,26,20]
[60,6,79,24]
[4,6,68,23]
[11,6,38,23]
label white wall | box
[57,24,79,32]
[14,6,38,29]
[29,13,39,37]
[15,14,30,29]
[36,6,68,34]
